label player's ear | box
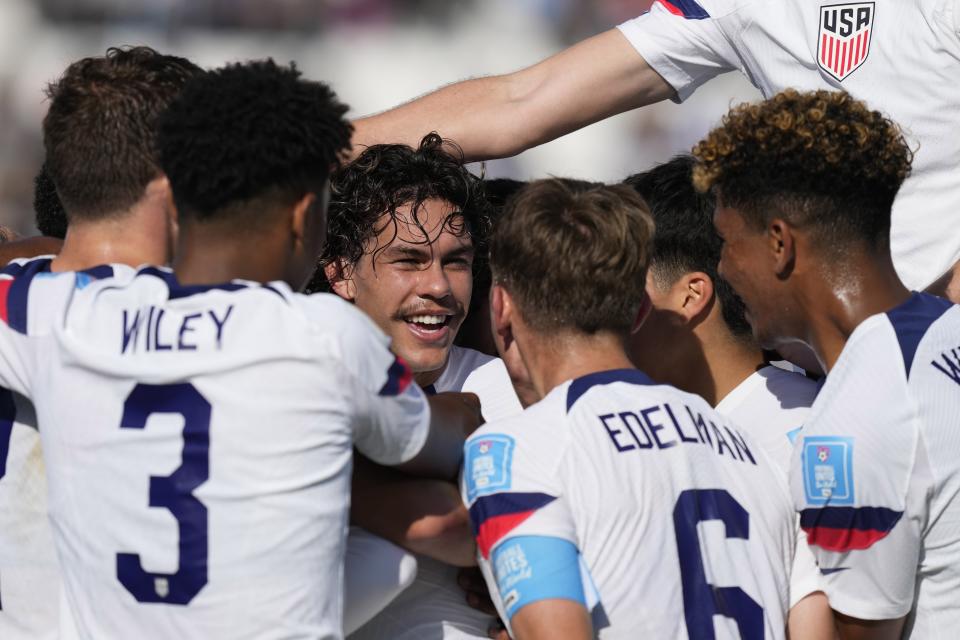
[157,176,179,264]
[679,272,713,323]
[491,284,512,337]
[326,261,357,301]
[768,217,796,278]
[631,291,653,334]
[290,192,318,246]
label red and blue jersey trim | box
[655,0,710,19]
[469,491,556,559]
[0,279,12,326]
[378,356,414,397]
[800,506,903,552]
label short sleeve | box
[461,415,598,627]
[461,424,572,561]
[789,334,923,620]
[306,294,430,465]
[617,0,747,102]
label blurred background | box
[0,0,760,235]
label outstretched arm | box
[352,28,673,161]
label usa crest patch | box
[817,3,875,82]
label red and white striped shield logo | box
[817,3,875,82]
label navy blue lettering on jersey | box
[121,305,235,354]
[932,347,960,387]
[598,403,756,465]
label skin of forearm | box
[352,74,531,162]
[351,477,476,566]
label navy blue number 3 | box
[117,383,210,604]
[673,489,763,639]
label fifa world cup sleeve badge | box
[465,434,515,503]
[802,436,855,506]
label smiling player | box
[693,88,960,639]
[315,135,522,639]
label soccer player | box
[314,135,522,639]
[625,156,831,638]
[0,60,480,639]
[692,88,960,638]
[352,0,960,301]
[461,178,795,639]
[0,46,199,640]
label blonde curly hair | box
[691,89,913,249]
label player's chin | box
[402,346,452,377]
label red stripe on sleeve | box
[0,279,11,324]
[655,0,685,16]
[477,510,539,559]
[802,525,890,552]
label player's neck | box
[522,331,635,399]
[414,365,444,389]
[174,221,290,286]
[691,323,765,407]
[800,250,910,372]
[51,208,170,274]
[52,176,174,273]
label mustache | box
[393,300,464,319]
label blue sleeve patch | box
[465,434,514,503]
[492,535,586,621]
[802,436,854,506]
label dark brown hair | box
[42,46,201,221]
[308,133,491,293]
[491,178,654,335]
[692,89,912,251]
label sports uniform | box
[791,292,960,634]
[716,365,822,607]
[350,344,522,640]
[462,368,795,639]
[0,265,431,639]
[0,257,120,640]
[618,0,960,291]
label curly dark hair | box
[492,178,654,335]
[158,59,352,221]
[308,133,491,293]
[43,46,201,221]
[33,162,68,239]
[625,155,751,339]
[691,89,913,251]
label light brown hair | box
[692,89,912,251]
[490,178,654,335]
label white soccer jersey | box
[350,345,523,640]
[462,369,794,639]
[0,257,123,640]
[791,292,960,635]
[0,266,431,640]
[716,366,822,606]
[618,0,960,290]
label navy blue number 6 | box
[673,489,763,639]
[117,383,210,605]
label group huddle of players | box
[2,2,960,639]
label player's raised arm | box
[351,28,673,161]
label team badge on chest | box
[817,3,874,82]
